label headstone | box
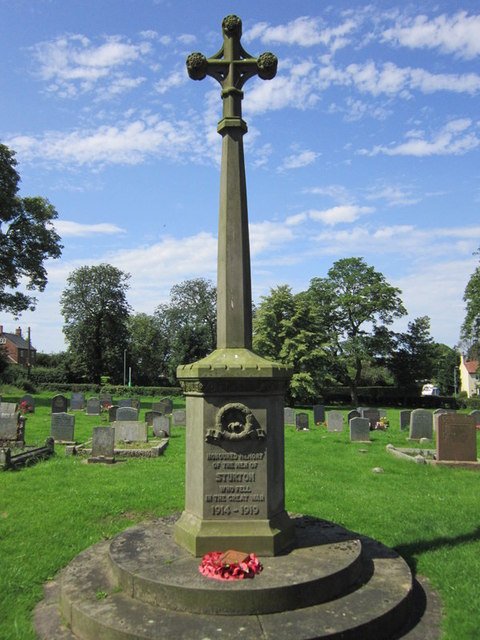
[433,408,448,432]
[437,413,477,462]
[99,393,114,407]
[0,414,19,441]
[172,410,186,426]
[295,413,309,430]
[51,394,68,414]
[158,398,173,415]
[19,394,35,413]
[347,410,360,423]
[327,411,343,432]
[108,405,119,422]
[145,410,162,427]
[90,426,115,462]
[350,417,370,442]
[284,407,295,425]
[361,408,380,430]
[409,409,433,440]
[313,404,325,425]
[51,412,75,442]
[153,414,171,438]
[118,398,133,408]
[469,410,480,426]
[86,397,101,416]
[116,406,138,421]
[1,402,17,414]
[399,410,411,431]
[70,392,85,411]
[152,402,164,414]
[114,421,148,443]
[131,398,140,411]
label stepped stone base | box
[34,514,442,640]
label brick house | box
[0,326,36,366]
[459,354,479,397]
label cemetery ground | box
[1,397,479,640]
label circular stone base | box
[34,514,443,640]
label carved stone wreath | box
[206,403,266,443]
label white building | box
[460,354,479,397]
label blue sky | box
[1,0,480,353]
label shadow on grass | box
[394,525,480,573]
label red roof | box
[465,360,479,374]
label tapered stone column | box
[175,15,294,556]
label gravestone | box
[131,398,140,411]
[153,415,171,438]
[70,392,85,411]
[409,409,433,440]
[51,413,75,442]
[51,394,68,414]
[327,411,343,432]
[0,414,19,442]
[152,402,164,414]
[437,413,477,462]
[433,408,448,432]
[1,402,17,414]
[296,413,309,430]
[114,421,148,443]
[172,410,186,426]
[469,410,480,425]
[86,397,101,416]
[347,410,360,423]
[145,410,162,427]
[89,427,115,463]
[284,407,295,425]
[19,394,35,413]
[399,410,411,431]
[313,404,325,425]
[158,398,173,415]
[116,406,138,422]
[118,399,133,408]
[99,393,114,407]
[108,406,119,422]
[361,408,380,430]
[350,417,370,442]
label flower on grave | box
[19,400,33,414]
[199,550,263,581]
[375,417,389,430]
[101,403,113,413]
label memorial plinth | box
[174,15,294,556]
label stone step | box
[49,517,422,640]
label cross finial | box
[186,15,277,128]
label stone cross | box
[186,15,277,350]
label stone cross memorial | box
[175,16,293,557]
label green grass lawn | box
[1,396,480,639]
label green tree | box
[389,316,437,392]
[60,264,131,383]
[462,249,480,358]
[253,285,328,403]
[0,144,62,314]
[127,313,169,386]
[309,257,406,404]
[154,278,216,382]
[432,344,460,396]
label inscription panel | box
[204,451,266,518]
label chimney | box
[15,327,22,337]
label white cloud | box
[309,205,374,226]
[361,118,479,157]
[154,68,188,94]
[285,213,307,226]
[31,33,152,97]
[249,221,295,255]
[278,149,318,172]
[7,116,198,167]
[382,11,480,60]
[365,184,420,207]
[55,221,126,237]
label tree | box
[253,285,328,403]
[461,249,480,358]
[154,278,216,382]
[433,343,460,396]
[308,257,406,404]
[127,313,170,386]
[60,264,131,383]
[389,316,437,392]
[0,144,62,315]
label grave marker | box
[284,407,295,425]
[350,417,370,442]
[118,399,133,408]
[114,421,148,443]
[19,394,35,413]
[145,410,162,427]
[409,409,433,440]
[51,413,75,442]
[70,392,85,411]
[437,413,477,462]
[296,413,309,430]
[313,404,325,425]
[153,415,171,438]
[399,410,411,431]
[89,427,115,463]
[108,406,119,422]
[86,397,101,416]
[116,407,138,422]
[51,394,68,414]
[172,410,186,426]
[327,411,343,432]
